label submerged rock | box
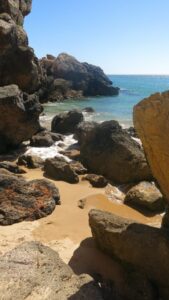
[82,174,108,188]
[89,209,169,300]
[44,157,79,183]
[0,85,42,152]
[124,181,165,212]
[0,174,60,225]
[78,120,152,184]
[51,109,84,134]
[133,91,169,203]
[0,241,103,300]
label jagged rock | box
[30,130,63,147]
[51,109,84,134]
[124,181,165,212]
[0,174,60,225]
[89,209,169,300]
[40,53,119,102]
[18,154,44,168]
[0,85,42,152]
[44,157,79,183]
[82,174,108,188]
[0,0,43,93]
[0,161,26,174]
[133,91,169,203]
[78,120,152,184]
[70,161,87,175]
[0,241,103,300]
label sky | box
[25,0,169,75]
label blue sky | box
[25,0,169,74]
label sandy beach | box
[0,168,162,281]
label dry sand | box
[0,168,162,281]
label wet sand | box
[0,168,162,281]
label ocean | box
[43,75,169,128]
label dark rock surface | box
[18,154,44,169]
[124,181,165,212]
[78,120,152,184]
[89,209,169,300]
[40,53,119,102]
[0,85,42,152]
[0,161,26,174]
[44,157,79,183]
[70,160,87,175]
[82,107,95,113]
[0,241,103,300]
[51,109,84,134]
[30,130,63,147]
[0,0,43,93]
[0,174,60,225]
[82,174,108,188]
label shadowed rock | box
[51,109,84,134]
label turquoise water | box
[43,75,169,127]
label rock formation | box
[40,53,119,102]
[0,85,42,152]
[52,109,84,134]
[0,0,43,93]
[133,91,169,202]
[0,173,60,225]
[77,120,152,184]
[0,241,103,299]
[89,209,169,299]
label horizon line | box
[107,73,169,76]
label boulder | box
[82,174,108,188]
[124,181,165,212]
[0,1,43,93]
[0,174,60,225]
[0,241,103,300]
[0,161,26,174]
[44,157,79,183]
[39,53,119,102]
[51,109,84,134]
[78,120,152,184]
[30,130,63,147]
[89,209,169,300]
[18,154,44,168]
[82,107,95,113]
[133,91,169,203]
[69,160,87,175]
[0,85,42,152]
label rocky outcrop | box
[124,181,165,212]
[40,53,119,102]
[0,0,43,93]
[18,154,44,168]
[89,209,169,300]
[51,109,84,134]
[78,120,152,184]
[44,157,79,183]
[82,174,108,188]
[133,91,169,203]
[0,241,103,300]
[0,85,42,152]
[0,174,60,225]
[30,130,63,147]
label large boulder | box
[30,130,63,147]
[44,157,79,183]
[78,120,152,184]
[0,241,103,300]
[0,174,60,225]
[51,109,84,134]
[0,85,42,152]
[133,91,169,203]
[124,181,165,212]
[0,0,43,93]
[40,53,119,102]
[89,209,169,300]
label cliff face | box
[40,53,119,102]
[0,0,43,93]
